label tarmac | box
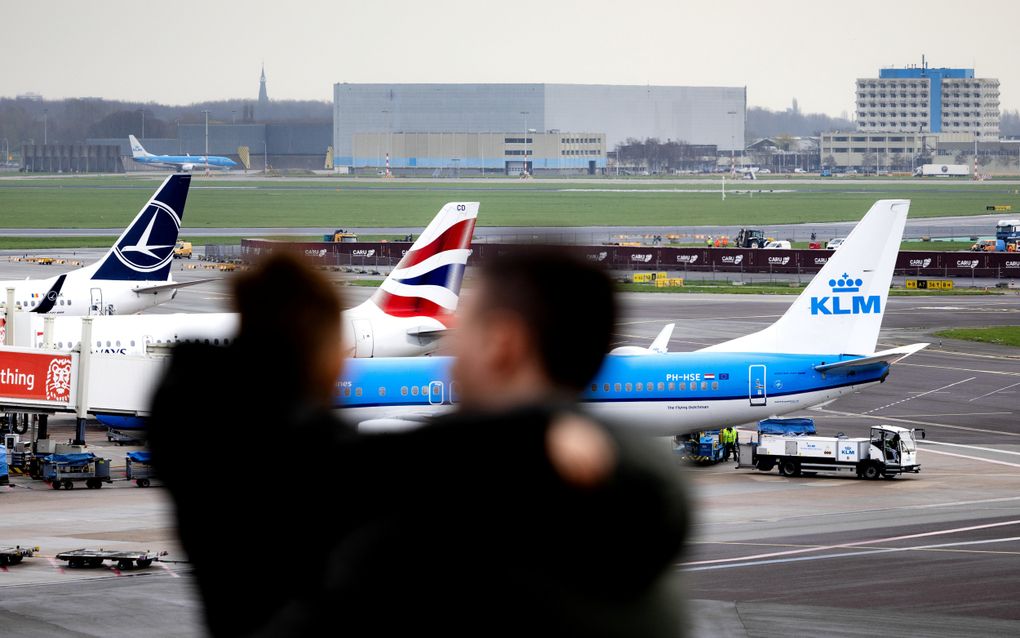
[0,255,1018,636]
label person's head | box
[450,248,616,410]
[233,251,344,406]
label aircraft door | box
[89,288,103,316]
[352,319,374,358]
[428,381,444,405]
[748,364,767,406]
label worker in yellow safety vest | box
[720,426,738,461]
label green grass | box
[0,235,254,250]
[617,281,1001,296]
[935,326,1020,347]
[0,176,1018,229]
[788,240,976,251]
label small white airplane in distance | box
[129,135,238,172]
[0,175,210,318]
[26,202,480,358]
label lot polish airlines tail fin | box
[356,202,479,326]
[89,174,191,282]
[701,199,909,356]
[128,135,151,158]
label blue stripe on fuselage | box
[334,352,889,409]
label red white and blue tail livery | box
[345,202,478,357]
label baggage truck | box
[913,164,969,177]
[739,418,923,479]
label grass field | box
[0,176,1018,229]
[616,281,1000,296]
[935,325,1020,347]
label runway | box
[0,256,1018,636]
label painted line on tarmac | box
[900,362,1020,378]
[811,406,1020,438]
[920,439,1020,458]
[969,382,1020,402]
[863,377,975,415]
[682,535,1020,572]
[921,447,1020,469]
[680,518,1020,569]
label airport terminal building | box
[332,83,746,173]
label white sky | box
[2,0,1018,115]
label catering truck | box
[913,164,969,178]
[739,418,923,479]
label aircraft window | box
[658,382,665,391]
[421,386,428,396]
[378,387,386,397]
[355,388,363,397]
[680,382,686,390]
[712,382,719,390]
[603,383,610,392]
[224,338,230,344]
[412,386,419,396]
[58,342,63,348]
[401,386,408,396]
[689,383,695,392]
[59,300,64,305]
[701,381,708,390]
[591,384,598,393]
[96,341,101,347]
[214,339,220,345]
[105,341,111,347]
[647,381,654,391]
[204,339,210,344]
[636,383,643,392]
[344,387,351,397]
[625,383,632,392]
[668,382,675,391]
[130,340,135,346]
[67,299,71,305]
[614,383,621,392]
[116,340,121,347]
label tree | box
[860,152,877,172]
[954,151,968,165]
[889,153,906,172]
[823,154,836,168]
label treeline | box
[1002,110,1020,136]
[0,97,332,148]
[614,139,717,172]
[746,106,855,138]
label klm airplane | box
[337,199,928,436]
[129,135,238,172]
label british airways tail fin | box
[90,174,191,282]
[701,199,909,355]
[128,135,151,158]
[359,202,479,325]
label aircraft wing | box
[813,343,929,372]
[131,278,217,295]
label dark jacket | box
[148,341,357,637]
[264,404,689,637]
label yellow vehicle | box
[174,240,193,259]
[323,230,359,243]
[970,239,997,252]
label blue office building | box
[856,63,998,137]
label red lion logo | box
[45,358,72,402]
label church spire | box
[258,63,269,108]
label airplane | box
[25,202,479,358]
[129,135,238,172]
[0,174,211,318]
[334,199,928,436]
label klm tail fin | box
[361,202,479,325]
[701,199,909,355]
[90,174,191,282]
[128,135,150,159]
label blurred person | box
[148,252,352,638]
[297,249,690,637]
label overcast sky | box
[3,0,1018,116]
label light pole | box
[202,110,210,175]
[263,139,268,174]
[176,120,181,154]
[726,110,737,174]
[43,108,48,145]
[520,111,529,176]
[138,108,145,139]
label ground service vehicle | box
[740,418,923,479]
[826,237,846,250]
[914,164,969,177]
[174,240,192,258]
[995,219,1020,252]
[764,240,791,249]
[323,229,359,243]
[734,228,768,248]
[971,239,997,252]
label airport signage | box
[0,348,77,407]
[906,279,954,290]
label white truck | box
[739,418,923,480]
[914,163,969,178]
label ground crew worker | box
[721,426,738,461]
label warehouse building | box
[352,131,605,175]
[333,83,745,171]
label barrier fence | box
[238,239,1020,280]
